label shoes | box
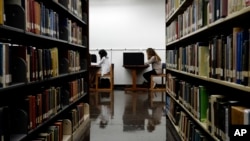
[143,81,149,85]
[142,81,149,88]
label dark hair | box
[98,49,107,59]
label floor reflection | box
[122,92,149,131]
[90,90,167,141]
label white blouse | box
[97,56,111,76]
[145,56,162,74]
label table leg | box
[131,69,137,89]
[124,68,148,92]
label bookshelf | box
[0,0,90,141]
[165,0,250,141]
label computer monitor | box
[123,52,144,65]
[90,54,97,63]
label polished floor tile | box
[89,90,167,141]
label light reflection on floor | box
[89,90,167,141]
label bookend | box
[61,88,70,107]
[80,58,87,70]
[11,57,27,83]
[63,119,72,135]
[4,4,25,30]
[10,108,28,134]
[0,107,10,141]
[59,58,69,74]
[59,18,69,41]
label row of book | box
[0,0,85,45]
[56,0,83,19]
[207,94,250,141]
[166,0,208,42]
[31,103,89,141]
[25,78,85,130]
[0,43,83,88]
[178,111,208,141]
[166,95,209,141]
[25,0,60,38]
[166,95,179,124]
[165,0,184,19]
[36,103,89,141]
[167,74,209,123]
[0,78,86,141]
[166,42,210,77]
[166,27,250,86]
[166,0,250,43]
[166,73,250,141]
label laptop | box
[123,52,144,66]
[90,54,97,63]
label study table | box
[123,65,149,92]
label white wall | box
[89,0,165,85]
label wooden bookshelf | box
[0,0,90,141]
[166,6,250,48]
[165,0,250,141]
[166,88,219,141]
[166,112,183,141]
[167,68,250,93]
[165,0,193,26]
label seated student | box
[89,49,111,88]
[143,48,162,88]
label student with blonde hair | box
[143,48,162,88]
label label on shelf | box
[243,71,248,77]
[229,70,233,77]
[232,70,236,77]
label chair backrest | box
[97,63,114,90]
[110,64,114,89]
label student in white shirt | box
[90,49,111,87]
[97,49,110,76]
[143,48,162,88]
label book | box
[0,0,4,24]
[0,43,11,88]
[208,94,224,135]
[4,0,25,29]
[197,42,209,77]
[232,27,243,83]
[198,85,208,123]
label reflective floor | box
[89,90,167,141]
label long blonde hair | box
[146,48,161,62]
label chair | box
[94,64,114,116]
[95,63,114,92]
[149,63,166,107]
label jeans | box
[143,69,157,84]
